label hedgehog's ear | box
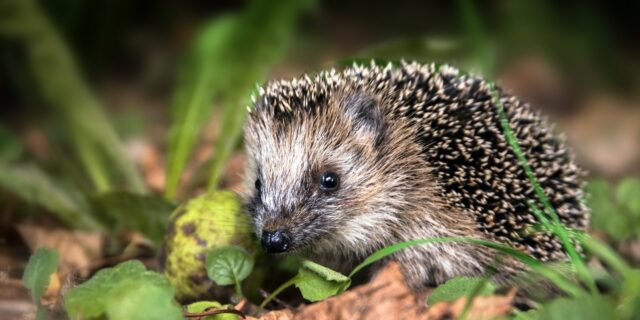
[340,93,387,140]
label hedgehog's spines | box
[249,62,587,262]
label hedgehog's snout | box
[261,229,291,254]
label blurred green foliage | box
[0,0,145,193]
[0,162,100,229]
[525,293,617,320]
[344,1,634,92]
[64,260,181,319]
[90,191,176,244]
[165,0,312,199]
[0,126,23,162]
[1,0,640,317]
[0,0,311,244]
[588,178,640,242]
[22,247,59,320]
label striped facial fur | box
[243,88,423,258]
[242,61,588,289]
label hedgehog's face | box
[243,90,415,256]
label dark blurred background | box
[1,0,638,184]
[0,0,639,317]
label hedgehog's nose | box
[261,230,291,254]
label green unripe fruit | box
[160,191,254,301]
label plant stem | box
[234,280,244,301]
[259,276,298,309]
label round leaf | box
[64,260,173,319]
[105,279,182,320]
[206,246,254,286]
[293,260,351,302]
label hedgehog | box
[241,61,588,289]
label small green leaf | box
[64,260,172,319]
[22,248,59,303]
[427,276,496,305]
[105,279,182,320]
[206,246,254,286]
[294,260,351,302]
[90,191,176,244]
[616,177,640,216]
[186,301,240,320]
[300,260,350,283]
[1,0,145,192]
[537,294,616,320]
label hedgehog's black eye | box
[319,172,339,190]
[255,178,262,191]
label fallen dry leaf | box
[42,271,61,305]
[246,310,295,320]
[250,263,515,320]
[425,289,516,320]
[16,224,103,278]
[292,263,428,320]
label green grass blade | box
[206,0,312,190]
[164,16,237,199]
[259,276,298,309]
[165,0,310,198]
[577,234,631,276]
[0,0,146,193]
[207,93,249,190]
[0,162,101,229]
[490,83,596,293]
[348,237,583,297]
[456,0,596,294]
